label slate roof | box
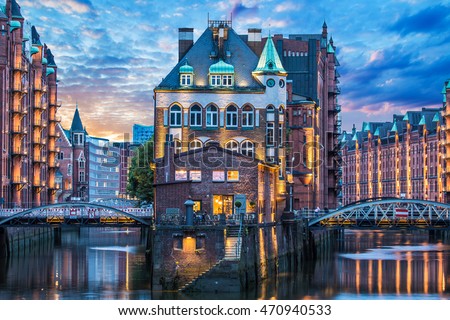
[11,0,22,18]
[31,26,42,45]
[70,107,87,133]
[156,27,264,91]
[46,47,57,67]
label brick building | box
[341,102,448,205]
[153,19,288,221]
[241,23,341,210]
[0,0,61,207]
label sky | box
[15,0,450,141]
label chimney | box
[178,28,194,61]
[164,134,174,183]
[247,28,262,55]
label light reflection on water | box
[0,227,449,300]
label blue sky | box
[17,0,450,141]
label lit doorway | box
[213,195,234,216]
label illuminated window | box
[175,170,187,181]
[190,170,201,182]
[213,195,234,215]
[193,200,202,213]
[227,170,239,181]
[212,170,225,182]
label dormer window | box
[209,60,234,87]
[179,61,194,87]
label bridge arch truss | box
[0,203,153,226]
[308,199,450,228]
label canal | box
[0,227,448,299]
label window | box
[266,105,275,122]
[213,195,234,215]
[174,139,182,154]
[222,75,233,86]
[79,171,85,182]
[206,105,218,127]
[170,105,182,126]
[175,170,188,181]
[189,139,202,150]
[279,126,283,146]
[241,140,254,157]
[227,170,239,181]
[266,122,275,146]
[190,170,201,182]
[212,170,225,182]
[226,105,238,128]
[180,74,192,86]
[79,159,85,169]
[225,140,239,152]
[57,152,64,160]
[68,164,72,175]
[242,105,254,127]
[211,75,221,86]
[73,133,84,146]
[190,105,202,127]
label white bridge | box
[308,198,450,228]
[0,202,153,226]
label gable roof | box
[156,27,264,91]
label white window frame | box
[222,75,233,86]
[266,122,275,146]
[180,74,192,86]
[174,139,182,154]
[242,105,254,128]
[170,105,182,127]
[227,170,239,182]
[225,140,239,152]
[226,105,238,128]
[190,105,202,127]
[189,170,202,182]
[241,140,254,158]
[212,170,225,182]
[210,75,221,86]
[175,170,188,181]
[189,140,202,150]
[206,105,218,127]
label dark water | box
[0,227,449,299]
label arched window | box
[242,105,254,128]
[206,105,218,127]
[189,139,202,150]
[241,140,254,158]
[190,105,202,127]
[266,105,275,122]
[174,139,182,154]
[225,140,239,152]
[226,105,238,128]
[170,105,182,126]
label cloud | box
[388,4,450,36]
[231,1,259,18]
[274,1,301,13]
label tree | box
[127,139,154,204]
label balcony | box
[33,103,47,110]
[11,104,27,114]
[33,180,46,187]
[48,130,60,138]
[13,60,28,73]
[328,85,341,95]
[12,83,28,94]
[48,161,60,169]
[11,126,27,135]
[33,137,46,145]
[49,115,62,123]
[11,147,28,156]
[49,101,62,109]
[33,155,47,163]
[12,176,28,184]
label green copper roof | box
[390,121,398,132]
[179,61,194,73]
[352,134,358,141]
[403,113,409,121]
[9,20,21,32]
[30,46,39,55]
[46,67,55,76]
[209,60,234,74]
[374,127,380,136]
[253,35,286,74]
[432,112,440,122]
[447,81,450,89]
[442,85,447,94]
[42,57,48,65]
[418,115,426,125]
[327,43,335,54]
[362,122,370,132]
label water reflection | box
[0,227,151,300]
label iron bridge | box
[308,199,450,229]
[0,202,153,226]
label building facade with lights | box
[341,103,448,205]
[132,124,154,145]
[0,0,61,207]
[242,23,342,211]
[153,20,288,222]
